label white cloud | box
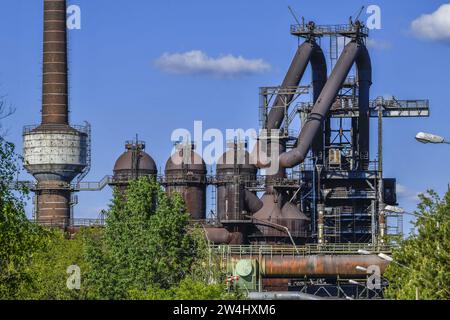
[366,39,391,50]
[154,50,271,77]
[411,3,450,43]
[397,183,420,204]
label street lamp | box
[384,205,438,227]
[384,205,404,214]
[415,132,449,144]
[377,252,394,263]
[356,266,368,272]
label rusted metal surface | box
[205,227,243,245]
[251,193,309,240]
[165,143,207,220]
[216,142,260,220]
[261,254,388,277]
[244,190,263,214]
[112,141,157,191]
[42,0,68,125]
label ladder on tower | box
[210,183,217,219]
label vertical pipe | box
[42,0,68,125]
[310,45,328,164]
[355,45,372,170]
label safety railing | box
[290,23,369,37]
[211,243,392,258]
[23,123,90,135]
[30,218,105,228]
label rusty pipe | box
[261,254,389,278]
[42,0,69,125]
[266,40,327,130]
[279,41,366,168]
[244,190,263,213]
[204,227,243,245]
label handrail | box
[211,243,393,257]
[30,218,105,228]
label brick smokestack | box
[42,0,68,125]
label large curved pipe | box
[244,190,263,213]
[266,41,327,130]
[280,41,371,168]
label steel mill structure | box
[21,1,432,299]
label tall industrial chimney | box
[42,0,69,125]
[23,0,89,227]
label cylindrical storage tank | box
[22,124,89,227]
[216,142,258,222]
[164,143,207,220]
[23,125,88,182]
[111,140,158,192]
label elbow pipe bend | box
[279,41,372,169]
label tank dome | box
[217,142,257,174]
[165,143,206,174]
[114,150,157,173]
[112,140,158,186]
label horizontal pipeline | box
[261,254,389,277]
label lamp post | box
[415,132,449,145]
[384,205,439,228]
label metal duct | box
[279,41,371,168]
[261,254,388,277]
[204,227,243,245]
[244,190,263,213]
[266,40,327,130]
[354,45,372,170]
[42,0,69,125]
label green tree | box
[18,229,98,300]
[129,276,236,300]
[0,138,48,299]
[84,177,200,299]
[384,188,450,300]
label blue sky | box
[1,0,449,232]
